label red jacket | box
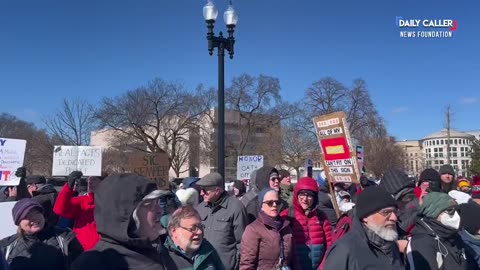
[280,177,333,270]
[53,184,99,250]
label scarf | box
[363,225,396,257]
[258,210,283,230]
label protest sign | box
[0,202,18,238]
[0,138,27,186]
[52,146,102,176]
[312,111,360,184]
[237,155,263,180]
[127,152,170,190]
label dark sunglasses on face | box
[263,200,281,207]
[444,208,456,215]
[270,177,280,182]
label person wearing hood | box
[278,169,294,206]
[162,206,225,270]
[438,164,456,193]
[280,177,332,270]
[240,188,292,270]
[246,166,288,224]
[71,173,169,270]
[379,169,419,237]
[232,180,246,199]
[26,175,59,227]
[240,169,258,207]
[458,201,480,269]
[414,168,442,204]
[53,172,101,250]
[407,192,471,270]
[0,198,83,270]
[195,173,247,270]
[324,186,404,270]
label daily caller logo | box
[396,16,457,38]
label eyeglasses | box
[179,224,205,233]
[270,177,280,182]
[444,208,456,215]
[377,208,398,218]
[263,200,281,207]
[298,192,314,199]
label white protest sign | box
[0,202,18,238]
[237,155,264,180]
[0,138,27,186]
[52,146,102,176]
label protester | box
[414,168,441,204]
[246,166,288,223]
[26,175,59,226]
[324,186,404,270]
[317,183,338,228]
[407,192,470,270]
[457,177,472,194]
[0,198,83,270]
[162,207,225,270]
[53,171,101,251]
[71,173,168,270]
[232,180,246,199]
[195,173,247,270]
[240,169,258,207]
[439,164,456,193]
[280,177,332,270]
[379,169,419,237]
[278,169,294,206]
[458,201,480,269]
[240,188,292,270]
[472,176,480,205]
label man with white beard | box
[324,186,404,270]
[162,207,225,269]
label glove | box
[15,167,27,178]
[67,171,83,188]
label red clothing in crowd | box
[53,184,99,250]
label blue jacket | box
[459,230,480,270]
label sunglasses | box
[263,200,281,207]
[270,177,280,182]
[444,208,456,215]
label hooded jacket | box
[324,215,404,270]
[407,217,471,270]
[53,184,99,250]
[280,177,333,270]
[70,174,166,270]
[246,167,287,223]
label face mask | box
[439,211,460,230]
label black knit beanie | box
[356,186,397,220]
[458,201,480,235]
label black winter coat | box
[407,217,472,270]
[317,191,337,228]
[0,226,83,270]
[32,184,59,226]
[70,174,167,270]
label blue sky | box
[0,0,479,141]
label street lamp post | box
[203,0,238,179]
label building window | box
[455,139,458,144]
[436,140,440,145]
[433,140,436,146]
[439,160,444,165]
[434,148,438,152]
[453,160,458,165]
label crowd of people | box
[0,164,479,270]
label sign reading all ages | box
[0,138,27,186]
[312,111,360,184]
[52,146,102,176]
[237,155,264,180]
[127,152,170,190]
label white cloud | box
[460,97,478,104]
[392,107,409,113]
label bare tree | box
[95,78,215,171]
[0,113,54,175]
[43,98,96,146]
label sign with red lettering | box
[0,138,27,186]
[312,112,360,184]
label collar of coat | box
[164,236,215,263]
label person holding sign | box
[0,168,30,203]
[53,171,101,251]
[0,198,83,270]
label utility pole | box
[446,105,451,164]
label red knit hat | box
[472,176,480,199]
